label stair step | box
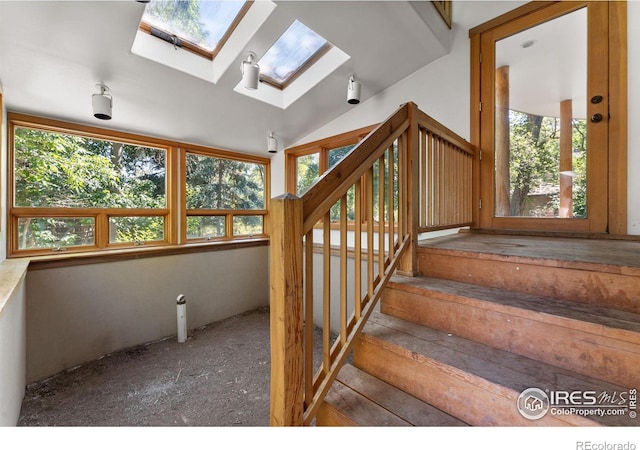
[354,312,636,426]
[382,275,640,387]
[317,364,467,426]
[417,234,640,314]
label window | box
[140,0,251,60]
[8,114,269,257]
[286,125,375,196]
[286,125,374,224]
[259,20,331,89]
[185,150,267,240]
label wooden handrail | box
[270,101,475,426]
[301,104,410,232]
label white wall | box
[0,261,28,426]
[291,1,639,235]
[26,246,269,383]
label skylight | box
[141,0,250,59]
[259,20,331,88]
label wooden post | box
[269,194,304,426]
[495,66,511,217]
[398,102,420,276]
[559,99,573,218]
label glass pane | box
[186,153,265,209]
[142,1,246,52]
[14,127,166,209]
[109,217,164,243]
[494,8,587,218]
[296,153,319,195]
[328,144,356,169]
[233,216,263,236]
[259,20,329,85]
[17,217,95,250]
[186,216,226,239]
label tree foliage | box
[15,127,166,247]
[507,111,587,218]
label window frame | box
[285,125,377,230]
[285,124,376,195]
[139,1,253,61]
[7,113,270,258]
[181,144,270,243]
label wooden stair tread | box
[329,364,467,426]
[418,233,640,274]
[387,275,640,337]
[363,312,635,426]
[320,380,411,426]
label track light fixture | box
[347,74,361,105]
[92,83,112,120]
[267,132,278,154]
[241,52,260,90]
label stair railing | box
[269,102,474,425]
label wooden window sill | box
[20,238,270,271]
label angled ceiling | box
[0,1,452,156]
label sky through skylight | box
[259,20,329,86]
[142,0,246,52]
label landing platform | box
[418,232,640,270]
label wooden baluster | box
[322,211,331,376]
[367,167,375,298]
[378,154,385,278]
[354,179,362,320]
[304,229,314,409]
[340,194,348,348]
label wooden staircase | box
[316,233,640,426]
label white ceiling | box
[0,1,452,156]
[495,7,587,119]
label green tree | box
[14,127,166,248]
[508,111,559,217]
[144,0,209,47]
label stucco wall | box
[26,245,269,383]
[0,261,28,426]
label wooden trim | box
[470,33,482,228]
[260,43,333,90]
[284,124,377,195]
[431,0,453,29]
[183,142,270,165]
[7,112,178,149]
[608,0,628,234]
[432,1,452,29]
[7,113,270,258]
[26,238,269,271]
[469,1,557,37]
[471,1,626,234]
[286,125,376,156]
[138,1,253,62]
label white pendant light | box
[92,84,112,120]
[267,132,278,154]
[347,74,361,105]
[241,52,260,90]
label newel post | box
[269,193,304,426]
[398,102,420,276]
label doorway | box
[470,1,627,234]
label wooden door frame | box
[470,1,627,235]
